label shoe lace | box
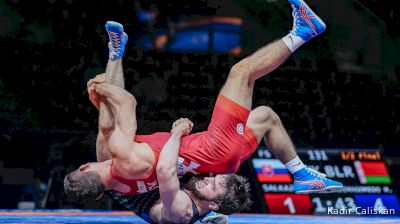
[108,31,121,56]
[306,167,327,180]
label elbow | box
[156,163,163,173]
[156,164,175,179]
[156,163,168,175]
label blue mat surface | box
[1,210,400,224]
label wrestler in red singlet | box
[110,94,258,195]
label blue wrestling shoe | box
[293,167,343,194]
[289,0,326,42]
[200,211,228,224]
[105,21,128,60]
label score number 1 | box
[265,194,312,214]
[283,197,296,214]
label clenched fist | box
[171,118,194,136]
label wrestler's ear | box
[79,163,90,171]
[208,202,220,211]
[95,192,105,201]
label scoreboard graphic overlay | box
[251,148,400,216]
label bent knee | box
[126,93,138,110]
[251,106,281,126]
[110,91,137,113]
[228,59,253,83]
[119,90,137,107]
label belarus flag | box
[252,159,292,183]
[354,161,391,185]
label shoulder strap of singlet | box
[182,189,207,224]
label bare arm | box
[156,118,194,223]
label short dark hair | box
[63,170,105,203]
[214,174,252,214]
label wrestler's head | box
[64,162,105,203]
[187,174,252,214]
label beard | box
[186,175,210,201]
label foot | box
[289,0,326,42]
[105,21,128,60]
[293,167,343,194]
[200,211,228,224]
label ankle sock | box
[282,33,305,53]
[285,156,305,174]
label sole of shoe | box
[295,185,343,194]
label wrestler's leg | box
[105,45,125,88]
[95,83,154,177]
[220,40,291,109]
[96,57,125,162]
[245,106,297,163]
[220,0,326,109]
[96,61,124,162]
[202,35,294,169]
[96,22,127,162]
[245,106,343,193]
[202,41,292,168]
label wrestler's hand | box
[201,213,228,224]
[171,118,193,136]
[87,73,106,89]
[87,74,106,109]
[201,212,229,224]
